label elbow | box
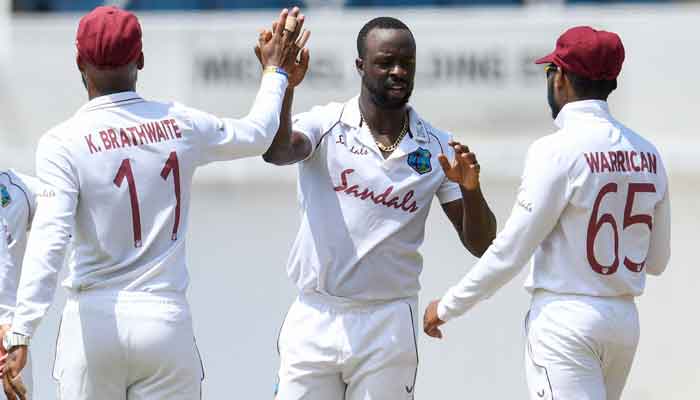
[463,236,493,258]
[262,150,283,166]
[262,148,296,166]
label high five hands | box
[255,7,311,88]
[438,141,481,191]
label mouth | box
[386,83,409,96]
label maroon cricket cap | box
[76,6,143,69]
[535,26,625,80]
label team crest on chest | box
[407,148,432,175]
[0,184,11,208]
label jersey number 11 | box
[114,151,181,248]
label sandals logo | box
[0,184,10,208]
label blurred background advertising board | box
[0,5,698,182]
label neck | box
[359,89,406,137]
[88,85,135,100]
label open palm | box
[438,141,480,190]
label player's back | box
[38,93,220,293]
[526,100,670,297]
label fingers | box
[254,45,262,64]
[282,7,302,44]
[2,373,15,400]
[426,327,443,339]
[272,8,288,41]
[10,376,26,400]
[296,29,310,49]
[297,47,311,76]
[437,154,452,174]
[449,140,479,173]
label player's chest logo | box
[0,184,11,208]
[407,148,432,175]
[336,134,370,156]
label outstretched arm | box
[424,142,569,339]
[256,18,313,165]
[262,88,313,165]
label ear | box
[554,69,565,90]
[355,57,364,77]
[136,52,144,70]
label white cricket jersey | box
[289,96,462,302]
[0,170,40,325]
[438,100,671,321]
[13,73,288,337]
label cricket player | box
[423,26,671,400]
[0,6,309,400]
[0,170,41,399]
[262,17,497,399]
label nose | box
[389,63,408,78]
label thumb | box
[254,45,262,64]
[299,47,310,71]
[438,154,451,174]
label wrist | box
[263,65,288,79]
[460,182,480,193]
[3,332,30,351]
[436,299,452,322]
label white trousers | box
[276,293,419,400]
[525,290,640,400]
[0,354,31,400]
[53,291,204,400]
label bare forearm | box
[460,185,497,256]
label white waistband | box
[298,291,418,313]
[531,289,635,306]
[67,289,188,306]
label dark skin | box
[0,8,309,399]
[422,62,597,339]
[263,27,497,257]
[546,63,598,119]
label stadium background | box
[0,0,698,398]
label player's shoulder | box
[531,128,577,157]
[0,170,36,205]
[523,128,581,176]
[617,122,663,155]
[297,101,346,124]
[405,107,454,155]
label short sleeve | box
[293,105,329,160]
[13,172,43,227]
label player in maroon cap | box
[424,26,670,399]
[0,5,310,400]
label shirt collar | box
[554,99,612,129]
[76,91,143,114]
[340,96,429,157]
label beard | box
[547,77,562,119]
[363,75,413,110]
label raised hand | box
[255,7,310,87]
[438,141,481,191]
